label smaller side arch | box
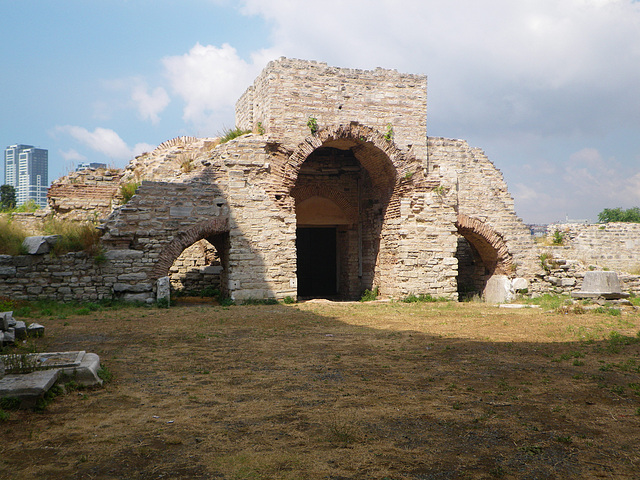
[455,214,513,275]
[151,217,229,279]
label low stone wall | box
[529,249,640,297]
[547,223,640,273]
[0,249,156,303]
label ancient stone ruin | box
[4,57,638,303]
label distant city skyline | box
[3,144,48,207]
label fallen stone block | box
[3,328,15,344]
[14,321,26,340]
[0,311,12,330]
[572,271,630,300]
[511,277,529,292]
[27,322,45,337]
[156,276,170,303]
[21,235,61,255]
[0,369,60,409]
[484,275,515,304]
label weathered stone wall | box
[547,223,640,273]
[0,249,148,302]
[236,58,429,157]
[48,168,123,222]
[428,137,539,279]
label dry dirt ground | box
[1,299,639,479]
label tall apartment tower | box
[4,144,49,207]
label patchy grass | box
[0,217,28,255]
[1,301,639,479]
[43,218,102,256]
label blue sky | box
[2,0,640,224]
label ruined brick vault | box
[3,58,540,302]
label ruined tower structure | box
[97,58,537,302]
[0,58,538,303]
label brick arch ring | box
[283,123,414,192]
[151,217,229,279]
[455,214,514,275]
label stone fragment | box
[0,369,60,409]
[156,276,171,303]
[21,235,61,255]
[483,275,515,304]
[0,311,12,330]
[511,277,529,292]
[27,323,45,337]
[14,321,26,340]
[0,358,4,379]
[3,329,15,344]
[572,271,629,299]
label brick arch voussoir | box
[455,214,514,275]
[284,124,410,193]
[151,218,229,279]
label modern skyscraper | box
[3,144,48,207]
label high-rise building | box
[4,144,48,207]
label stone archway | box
[152,218,230,296]
[455,214,513,299]
[284,124,418,299]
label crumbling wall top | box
[236,57,427,151]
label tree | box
[0,185,16,210]
[597,206,640,223]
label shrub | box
[552,231,564,245]
[119,181,141,204]
[307,116,318,135]
[360,287,379,302]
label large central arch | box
[285,124,416,299]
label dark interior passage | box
[296,227,337,297]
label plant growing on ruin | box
[307,116,318,135]
[552,231,564,245]
[384,123,394,141]
[360,287,379,302]
[0,217,28,255]
[119,181,141,204]
[256,122,265,135]
[219,126,251,144]
[43,218,103,256]
[433,185,448,198]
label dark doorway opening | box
[297,227,337,297]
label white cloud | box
[59,149,86,162]
[56,126,154,161]
[235,0,640,137]
[131,80,170,124]
[162,43,280,132]
[562,147,640,207]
